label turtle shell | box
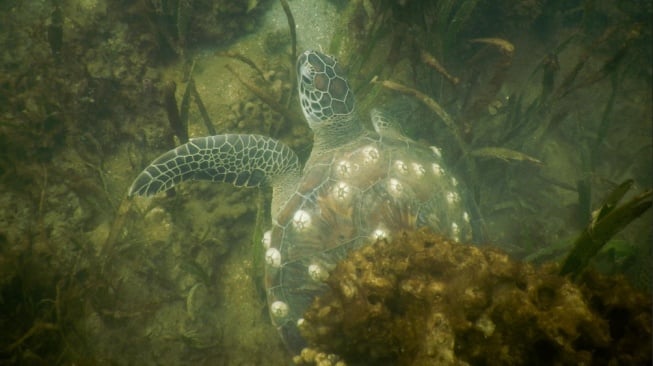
[263,131,472,352]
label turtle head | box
[297,50,355,130]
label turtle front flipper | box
[129,134,300,197]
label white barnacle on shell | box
[308,263,329,282]
[388,178,403,196]
[332,181,351,201]
[261,230,272,249]
[335,159,352,178]
[292,209,312,231]
[265,247,281,267]
[430,145,443,158]
[451,222,460,241]
[411,162,426,177]
[446,191,459,205]
[270,301,289,318]
[362,145,380,164]
[463,211,470,223]
[394,160,408,174]
[431,163,444,176]
[371,226,389,241]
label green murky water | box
[1,0,650,364]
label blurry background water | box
[0,0,650,364]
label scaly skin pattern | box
[129,134,300,197]
[129,50,472,355]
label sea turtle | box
[129,50,473,354]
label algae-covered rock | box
[298,229,652,366]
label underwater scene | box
[0,0,651,365]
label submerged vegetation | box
[0,0,650,364]
[298,229,652,365]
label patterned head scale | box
[297,50,355,128]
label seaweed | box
[299,229,652,365]
[226,64,305,127]
[163,81,188,143]
[560,181,652,280]
[279,0,297,69]
[0,0,650,364]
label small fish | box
[420,50,460,85]
[470,147,542,165]
[469,38,515,57]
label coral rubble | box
[298,229,652,365]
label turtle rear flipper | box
[129,134,300,197]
